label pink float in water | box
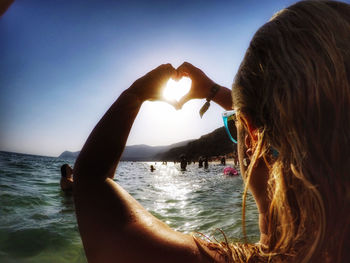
[223,167,238,176]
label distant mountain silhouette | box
[156,126,236,161]
[59,150,80,159]
[58,140,194,161]
[58,126,236,161]
[119,140,193,161]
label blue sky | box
[0,0,302,157]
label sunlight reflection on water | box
[0,152,259,263]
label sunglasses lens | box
[227,115,237,142]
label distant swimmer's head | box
[231,1,350,262]
[60,164,73,178]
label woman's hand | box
[129,63,178,107]
[176,62,233,111]
[175,62,216,109]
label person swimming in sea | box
[72,1,350,262]
[198,156,203,168]
[60,164,73,192]
[221,156,226,165]
[204,156,209,169]
[180,155,187,171]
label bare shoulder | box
[60,177,73,191]
[73,178,226,263]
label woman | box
[73,1,350,262]
[60,163,74,192]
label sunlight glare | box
[163,77,191,102]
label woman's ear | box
[239,114,258,144]
[245,134,253,157]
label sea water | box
[0,151,259,263]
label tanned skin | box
[73,62,268,263]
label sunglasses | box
[222,110,238,143]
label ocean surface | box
[0,151,259,263]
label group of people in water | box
[58,1,349,262]
[62,155,232,189]
[147,153,239,176]
[178,155,212,170]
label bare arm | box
[73,64,225,263]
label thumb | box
[162,98,181,110]
[177,93,192,110]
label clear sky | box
[0,0,302,157]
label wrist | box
[127,81,147,103]
[204,79,217,98]
[199,84,220,118]
[122,86,145,107]
[207,84,220,100]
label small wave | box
[0,228,65,258]
[1,153,259,262]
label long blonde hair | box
[207,1,350,262]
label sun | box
[163,77,192,102]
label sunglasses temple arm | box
[223,117,236,143]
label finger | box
[177,93,192,109]
[177,61,200,74]
[162,63,175,73]
[177,61,192,71]
[170,69,178,80]
[154,63,175,77]
[156,64,176,87]
[163,63,177,80]
[177,62,204,81]
[175,69,189,79]
[176,62,192,78]
[172,70,182,81]
[162,98,181,110]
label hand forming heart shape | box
[163,77,191,102]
